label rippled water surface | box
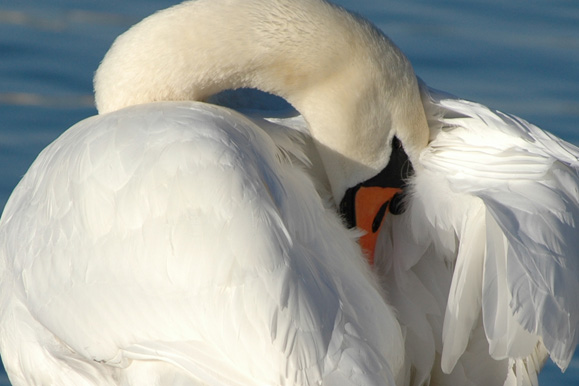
[0,0,577,384]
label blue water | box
[0,0,577,384]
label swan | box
[0,0,409,384]
[0,0,577,386]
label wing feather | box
[421,86,579,370]
[382,84,579,384]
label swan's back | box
[0,102,404,385]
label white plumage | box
[378,84,579,385]
[0,0,578,385]
[0,101,404,385]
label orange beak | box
[354,186,401,265]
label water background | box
[0,0,577,384]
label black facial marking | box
[339,136,414,229]
[339,187,358,229]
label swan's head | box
[94,0,429,261]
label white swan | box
[0,0,577,386]
[0,0,409,385]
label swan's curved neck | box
[94,0,429,201]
